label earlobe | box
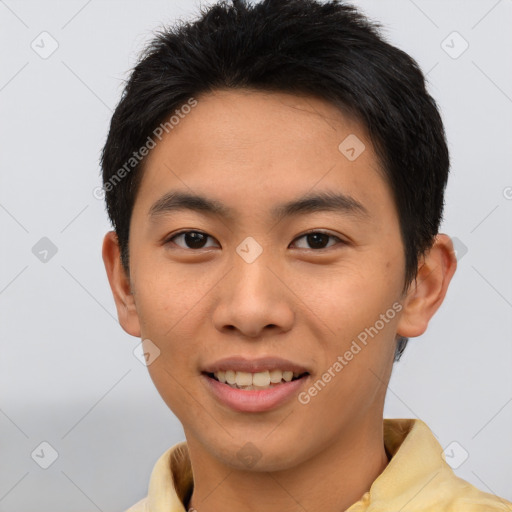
[396,234,457,338]
[102,231,141,337]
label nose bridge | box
[231,237,277,301]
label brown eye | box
[291,231,344,250]
[166,230,219,250]
[165,229,345,251]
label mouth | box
[203,370,310,390]
[201,369,311,412]
[200,356,312,412]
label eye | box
[290,230,344,250]
[164,229,345,251]
[165,230,219,250]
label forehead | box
[134,88,395,223]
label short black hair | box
[100,0,450,362]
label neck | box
[185,416,389,512]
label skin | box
[103,89,457,512]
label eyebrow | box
[148,189,369,223]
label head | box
[101,0,456,471]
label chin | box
[207,433,307,473]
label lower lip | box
[201,373,309,413]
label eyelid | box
[163,229,220,249]
[164,229,347,250]
[290,229,346,250]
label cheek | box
[298,314,398,431]
[133,264,208,336]
[136,272,204,411]
[290,257,402,335]
[146,360,193,422]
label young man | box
[100,0,512,510]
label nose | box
[211,254,295,339]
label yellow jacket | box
[125,418,511,511]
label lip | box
[201,372,310,413]
[201,356,311,374]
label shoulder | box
[379,419,512,511]
[425,469,512,511]
[446,477,512,511]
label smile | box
[208,369,308,390]
[201,371,310,412]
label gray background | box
[1,0,511,510]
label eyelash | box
[164,229,346,251]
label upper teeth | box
[214,370,299,387]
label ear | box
[102,231,141,337]
[396,233,457,338]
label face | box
[108,89,415,470]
